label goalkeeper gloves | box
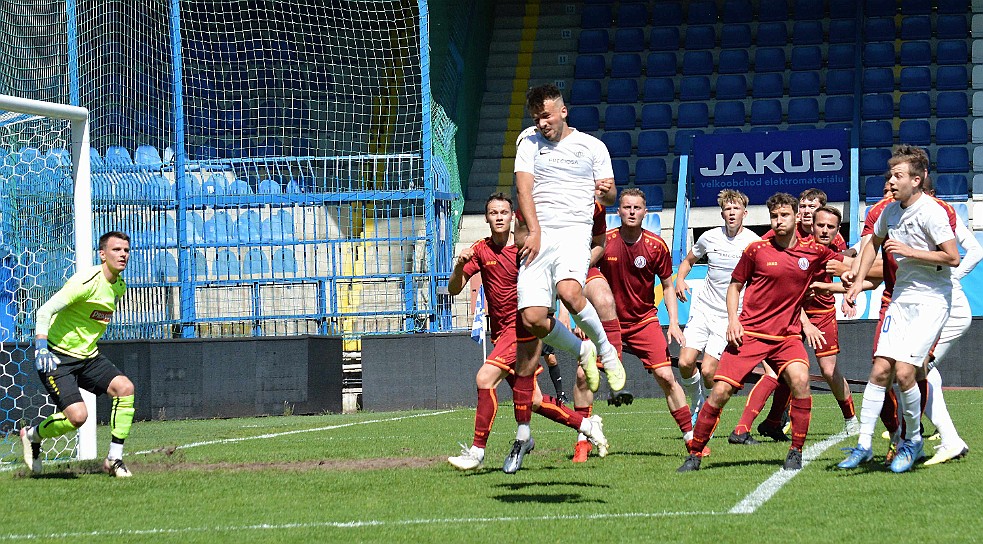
[34,338,60,373]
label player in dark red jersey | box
[446,193,608,471]
[678,192,844,472]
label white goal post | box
[0,94,97,461]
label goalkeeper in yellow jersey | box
[20,231,136,477]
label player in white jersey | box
[674,189,760,420]
[505,84,625,472]
[839,145,960,473]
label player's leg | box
[571,366,595,462]
[677,347,705,416]
[556,278,625,393]
[531,370,609,457]
[923,295,971,465]
[780,355,812,471]
[730,363,779,444]
[584,272,632,405]
[449,357,508,470]
[813,312,858,433]
[525,305,599,392]
[541,347,567,403]
[79,355,134,477]
[839,355,895,468]
[22,355,90,474]
[504,336,541,474]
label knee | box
[109,376,135,397]
[64,405,88,428]
[575,367,587,388]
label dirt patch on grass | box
[130,452,444,473]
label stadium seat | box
[643,78,675,102]
[717,49,750,74]
[756,0,789,20]
[938,0,968,13]
[952,202,969,227]
[581,4,613,29]
[237,210,262,243]
[720,24,752,49]
[651,2,682,25]
[567,107,600,131]
[863,42,895,67]
[863,68,895,93]
[828,19,858,43]
[574,55,606,79]
[682,51,714,75]
[974,174,983,200]
[751,100,782,125]
[214,249,240,277]
[714,101,746,127]
[635,158,668,184]
[866,176,888,202]
[242,248,270,275]
[713,127,744,135]
[898,120,931,145]
[89,148,105,169]
[605,80,638,105]
[687,1,717,24]
[637,131,669,156]
[603,105,637,130]
[937,147,970,174]
[788,98,820,124]
[829,0,858,17]
[794,0,824,19]
[105,146,133,166]
[228,178,253,195]
[900,41,931,66]
[570,80,602,105]
[191,250,208,278]
[674,130,705,154]
[614,28,645,52]
[637,185,665,212]
[860,148,892,175]
[935,174,969,200]
[825,96,856,122]
[134,145,162,165]
[677,103,710,128]
[864,17,896,42]
[791,46,822,71]
[976,147,983,172]
[205,211,237,244]
[861,121,894,147]
[937,14,969,39]
[901,0,931,14]
[899,15,931,40]
[601,131,633,157]
[649,27,680,51]
[898,92,929,118]
[611,53,642,78]
[937,40,969,65]
[827,44,858,69]
[862,93,894,120]
[258,178,282,194]
[285,179,304,194]
[148,175,174,200]
[271,248,298,275]
[646,52,676,77]
[788,71,820,96]
[684,25,716,50]
[617,3,648,27]
[976,119,983,143]
[723,0,753,22]
[202,173,229,196]
[899,66,931,91]
[792,21,823,45]
[937,92,970,118]
[936,119,969,145]
[92,174,114,200]
[751,125,782,132]
[754,47,786,72]
[641,104,673,128]
[612,159,630,186]
[756,23,788,47]
[715,74,748,99]
[752,73,784,98]
[680,76,711,101]
[937,66,969,91]
[578,29,609,54]
[865,0,897,16]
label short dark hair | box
[889,144,930,182]
[525,83,564,113]
[485,192,513,212]
[814,205,842,226]
[98,231,130,250]
[765,192,798,213]
[798,188,827,206]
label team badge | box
[634,256,647,268]
[797,257,809,270]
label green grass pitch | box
[3,391,982,543]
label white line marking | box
[729,430,849,514]
[0,511,726,541]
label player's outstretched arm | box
[954,221,983,280]
[447,247,475,296]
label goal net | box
[0,95,96,469]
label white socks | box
[542,319,583,356]
[858,383,886,450]
[681,371,704,406]
[925,367,962,447]
[516,423,531,442]
[571,301,617,361]
[108,441,124,460]
[900,385,922,443]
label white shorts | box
[517,224,591,310]
[683,309,729,360]
[875,300,949,365]
[930,287,971,367]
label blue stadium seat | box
[606,79,639,103]
[937,92,969,118]
[272,248,298,275]
[682,51,714,75]
[866,176,888,202]
[641,104,673,128]
[570,80,602,105]
[637,131,669,156]
[863,93,895,120]
[863,42,895,67]
[935,174,969,200]
[614,28,645,52]
[635,185,665,212]
[758,0,790,21]
[92,174,114,200]
[714,101,746,127]
[824,95,856,122]
[581,4,612,29]
[578,30,609,54]
[152,251,179,280]
[936,66,969,91]
[601,131,633,157]
[567,107,600,131]
[677,103,710,128]
[684,26,716,50]
[751,125,781,132]
[604,105,637,130]
[651,2,682,25]
[148,175,174,200]
[936,119,969,145]
[612,160,630,186]
[751,100,783,125]
[680,76,711,101]
[788,71,820,96]
[791,46,822,71]
[642,78,675,102]
[794,0,824,19]
[829,0,858,18]
[899,92,929,118]
[825,70,856,95]
[191,250,208,278]
[715,75,748,99]
[937,0,967,13]
[723,0,753,22]
[900,41,931,66]
[899,15,931,40]
[756,23,788,47]
[865,0,897,17]
[788,98,820,124]
[635,158,668,184]
[901,0,931,14]
[617,3,648,27]
[717,49,750,74]
[898,120,931,145]
[214,249,240,278]
[864,17,896,42]
[104,146,133,166]
[861,121,894,146]
[89,148,104,168]
[203,173,229,195]
[899,67,931,91]
[937,147,970,174]
[237,210,262,243]
[752,73,784,98]
[242,248,270,275]
[936,40,968,65]
[754,48,786,72]
[611,53,642,78]
[205,211,237,244]
[863,68,895,93]
[269,210,295,242]
[258,178,282,194]
[687,1,718,24]
[574,55,606,79]
[827,44,857,69]
[937,14,969,39]
[649,27,680,51]
[646,52,677,77]
[134,145,162,165]
[829,19,858,43]
[720,24,752,49]
[792,20,823,45]
[713,127,744,134]
[860,148,892,175]
[674,130,704,154]
[824,122,854,131]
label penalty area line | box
[729,430,850,514]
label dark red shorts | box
[714,334,809,390]
[806,310,839,357]
[622,317,671,370]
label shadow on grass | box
[494,481,610,490]
[492,492,606,504]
